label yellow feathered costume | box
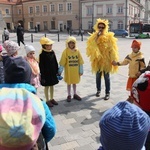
[86,18,119,74]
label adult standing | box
[3,28,9,42]
[17,23,25,46]
[86,18,119,100]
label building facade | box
[0,0,149,31]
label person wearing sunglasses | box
[86,18,119,100]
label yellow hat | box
[40,37,54,45]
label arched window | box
[117,21,123,29]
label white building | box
[80,0,147,31]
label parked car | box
[72,29,84,35]
[112,29,128,37]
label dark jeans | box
[96,71,110,94]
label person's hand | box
[136,72,141,77]
[112,60,117,66]
[80,73,83,76]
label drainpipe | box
[125,0,128,30]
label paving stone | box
[50,137,66,146]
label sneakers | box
[67,95,71,102]
[46,100,53,107]
[73,94,82,101]
[96,91,101,97]
[51,99,58,105]
[104,94,110,100]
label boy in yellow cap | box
[39,37,59,107]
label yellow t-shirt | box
[59,48,84,84]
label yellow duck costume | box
[59,36,84,84]
[86,18,119,74]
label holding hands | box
[112,60,118,66]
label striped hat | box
[100,101,150,150]
[0,88,46,150]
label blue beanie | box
[100,101,150,150]
[3,56,31,84]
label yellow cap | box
[40,37,54,45]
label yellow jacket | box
[118,52,146,78]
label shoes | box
[67,95,71,102]
[104,94,110,100]
[73,94,82,101]
[51,99,58,105]
[46,100,53,107]
[96,91,100,97]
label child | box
[132,71,150,150]
[3,40,20,57]
[39,37,59,107]
[24,45,40,89]
[98,101,150,150]
[0,44,5,83]
[112,40,146,96]
[59,36,84,102]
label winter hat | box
[24,45,35,54]
[132,71,150,112]
[100,101,150,150]
[40,37,54,45]
[0,44,3,52]
[3,40,20,56]
[131,40,141,50]
[4,56,31,83]
[0,87,45,150]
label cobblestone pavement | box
[2,33,150,150]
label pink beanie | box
[0,44,3,52]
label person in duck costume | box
[86,18,119,100]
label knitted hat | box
[0,87,45,150]
[24,45,35,54]
[100,101,150,150]
[0,44,3,52]
[40,37,54,45]
[4,56,31,83]
[131,40,141,50]
[132,71,150,112]
[3,40,20,56]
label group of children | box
[0,35,84,108]
[1,32,150,149]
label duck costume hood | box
[86,18,119,74]
[93,18,109,34]
[66,36,77,50]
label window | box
[29,7,33,14]
[59,4,63,12]
[43,5,47,13]
[117,6,123,13]
[50,4,55,12]
[18,9,21,15]
[5,9,9,15]
[87,6,93,16]
[43,21,48,30]
[97,6,103,15]
[67,3,72,11]
[118,21,123,29]
[106,5,112,14]
[36,6,40,13]
[30,22,34,29]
